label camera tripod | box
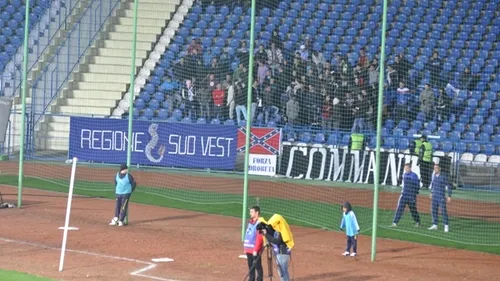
[243,243,284,281]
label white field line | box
[0,237,180,281]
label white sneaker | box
[350,253,357,257]
[118,221,124,227]
[342,251,350,256]
[428,225,438,230]
[415,223,421,227]
[390,223,397,227]
[444,225,449,233]
[109,217,118,226]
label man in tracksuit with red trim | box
[244,206,264,281]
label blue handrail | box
[30,0,121,125]
[5,0,82,98]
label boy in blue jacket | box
[340,202,360,257]
[109,164,137,227]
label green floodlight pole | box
[18,0,31,208]
[241,0,256,241]
[371,0,389,262]
[125,0,140,225]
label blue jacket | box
[340,210,360,237]
[430,173,452,200]
[402,171,420,198]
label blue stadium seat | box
[455,142,467,154]
[299,132,312,143]
[449,131,461,142]
[327,133,340,146]
[468,124,480,134]
[478,132,490,142]
[440,122,451,132]
[441,141,453,153]
[313,133,325,144]
[398,138,409,150]
[468,143,481,154]
[143,108,154,119]
[157,108,168,120]
[464,132,476,141]
[484,144,495,156]
[341,135,351,146]
[383,137,395,149]
[393,128,404,138]
[172,109,182,121]
[134,98,145,110]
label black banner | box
[278,143,452,186]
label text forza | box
[280,145,451,186]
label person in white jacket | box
[227,83,235,121]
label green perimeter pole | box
[125,0,139,224]
[241,0,256,241]
[371,0,389,262]
[18,0,31,208]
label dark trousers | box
[114,193,131,222]
[246,253,263,281]
[393,195,420,224]
[420,161,432,188]
[432,199,449,225]
[345,235,358,253]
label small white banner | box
[249,154,277,176]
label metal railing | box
[0,0,82,98]
[29,0,121,123]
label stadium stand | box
[113,0,499,158]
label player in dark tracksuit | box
[109,163,136,227]
[391,163,421,227]
[428,164,452,232]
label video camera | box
[256,222,271,234]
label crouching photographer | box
[257,222,291,281]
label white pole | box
[59,157,78,272]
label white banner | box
[249,154,277,176]
[0,97,13,144]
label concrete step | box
[94,47,148,58]
[45,115,72,123]
[79,64,136,75]
[69,89,124,100]
[120,9,174,19]
[98,39,153,50]
[40,122,70,132]
[45,131,71,138]
[61,98,118,107]
[110,24,162,34]
[115,17,167,27]
[132,0,180,4]
[72,81,128,92]
[87,55,144,66]
[122,2,177,13]
[53,105,112,116]
[106,31,157,42]
[35,138,69,151]
[76,73,130,83]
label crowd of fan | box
[164,36,481,131]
